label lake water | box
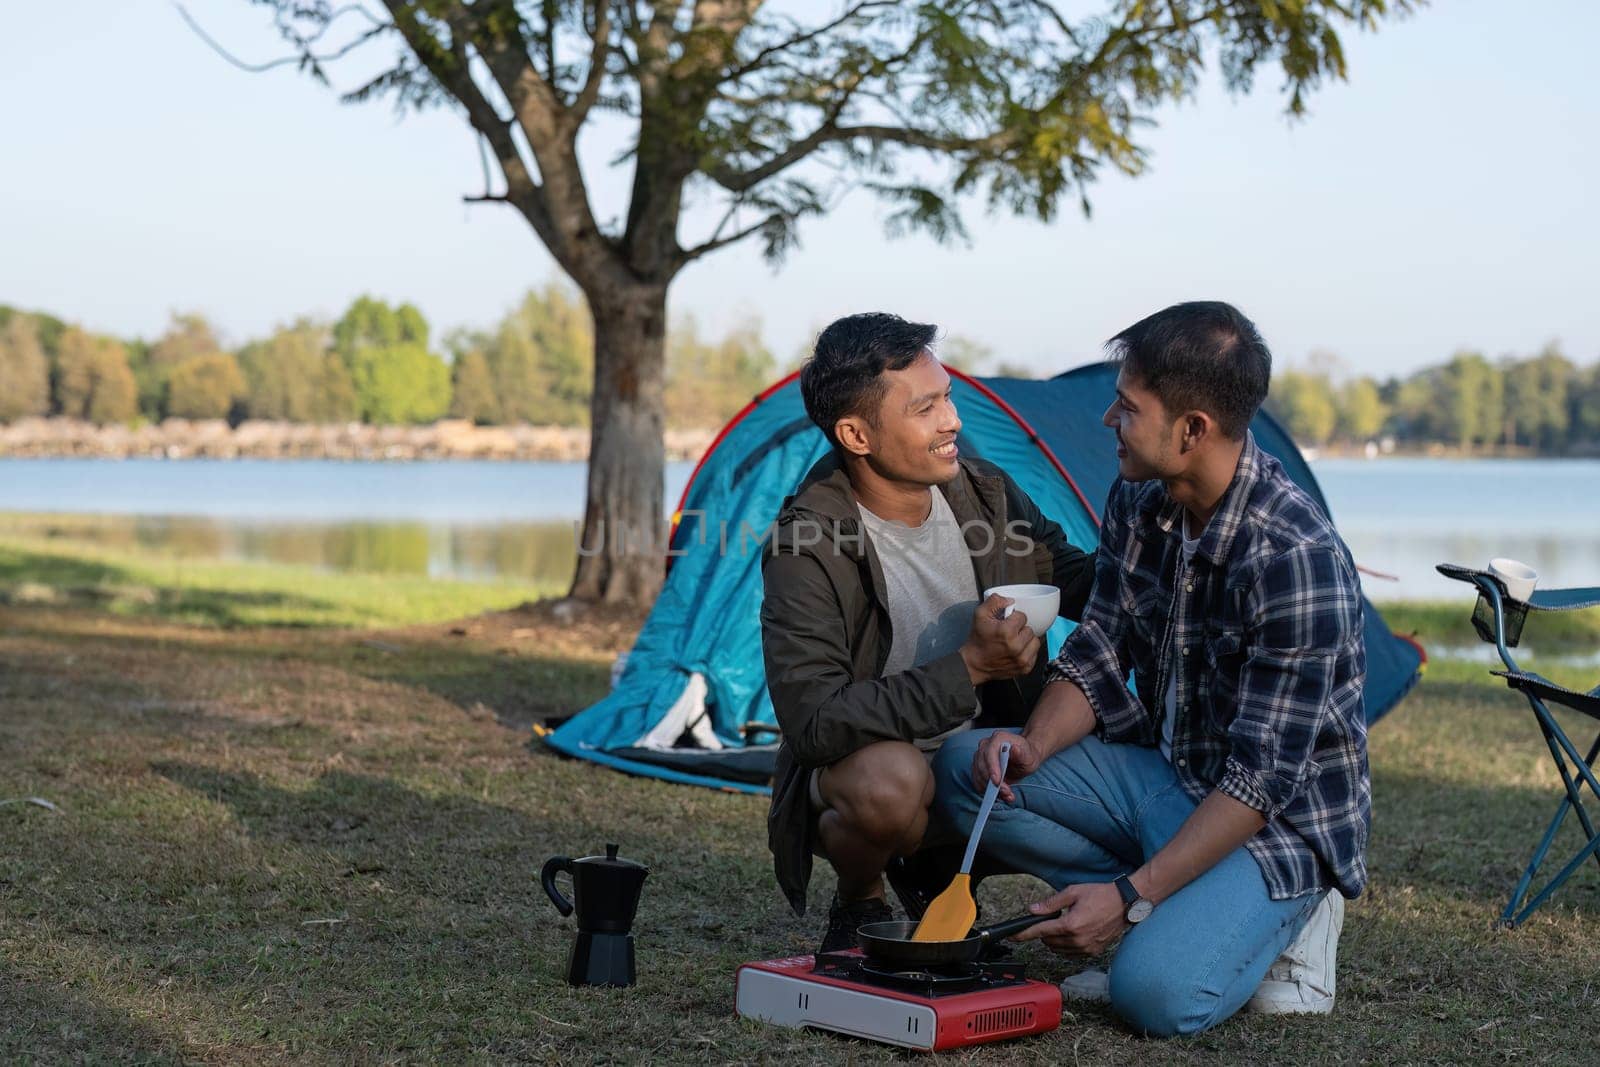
[1,456,1596,601]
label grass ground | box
[0,526,562,629]
[3,534,1600,1064]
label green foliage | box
[469,285,593,426]
[0,303,68,361]
[1262,346,1600,455]
[1438,351,1502,449]
[664,315,775,430]
[1573,364,1600,441]
[251,2,1417,273]
[1503,344,1572,451]
[347,342,451,425]
[0,314,51,422]
[510,285,591,425]
[1336,378,1388,441]
[313,352,360,424]
[333,297,450,425]
[139,312,226,420]
[237,320,333,422]
[54,327,138,425]
[166,353,248,420]
[333,295,428,352]
[149,312,223,368]
[448,348,499,425]
[1266,369,1338,447]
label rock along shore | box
[0,418,717,463]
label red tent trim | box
[667,367,1104,565]
[946,367,1101,527]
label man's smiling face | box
[858,350,963,486]
[1103,367,1183,482]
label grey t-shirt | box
[857,488,981,751]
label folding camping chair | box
[1437,563,1600,927]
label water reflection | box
[1346,531,1600,603]
[4,513,580,585]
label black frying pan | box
[856,910,1062,969]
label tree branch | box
[723,1,894,81]
[676,211,780,264]
[571,1,615,124]
[176,3,390,76]
[376,2,567,259]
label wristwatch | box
[1113,874,1154,923]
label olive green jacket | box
[760,454,1094,915]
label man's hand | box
[1010,882,1129,957]
[959,594,1039,686]
[970,729,1042,804]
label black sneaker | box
[885,845,965,923]
[819,894,894,954]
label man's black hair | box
[1106,301,1271,439]
[800,312,939,448]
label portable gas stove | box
[735,951,1061,1051]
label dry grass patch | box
[3,601,1600,1064]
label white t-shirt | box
[1161,515,1204,763]
[857,489,981,751]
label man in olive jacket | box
[760,312,1094,951]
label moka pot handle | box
[541,856,575,917]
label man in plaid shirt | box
[934,301,1368,1036]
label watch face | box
[1128,898,1154,923]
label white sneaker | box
[1059,967,1110,1003]
[1247,890,1344,1015]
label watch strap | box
[1112,874,1139,907]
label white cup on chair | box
[983,583,1060,637]
[1488,558,1538,604]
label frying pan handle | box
[978,909,1063,942]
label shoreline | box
[3,417,1598,463]
[0,416,716,462]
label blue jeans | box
[932,729,1322,1037]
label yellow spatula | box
[912,742,1011,942]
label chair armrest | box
[1438,564,1532,647]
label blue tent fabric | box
[544,362,1425,793]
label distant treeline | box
[5,296,1597,454]
[1266,347,1600,454]
[0,286,778,432]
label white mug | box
[983,583,1060,637]
[1487,557,1538,604]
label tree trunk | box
[569,282,670,605]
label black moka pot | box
[541,843,648,987]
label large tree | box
[228,0,1416,603]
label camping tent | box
[544,362,1426,794]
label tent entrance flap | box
[635,673,722,751]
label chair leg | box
[1510,823,1600,927]
[1581,732,1600,880]
[1501,713,1600,927]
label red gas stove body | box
[734,952,1061,1052]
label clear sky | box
[3,1,1596,378]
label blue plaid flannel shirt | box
[1046,433,1370,900]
